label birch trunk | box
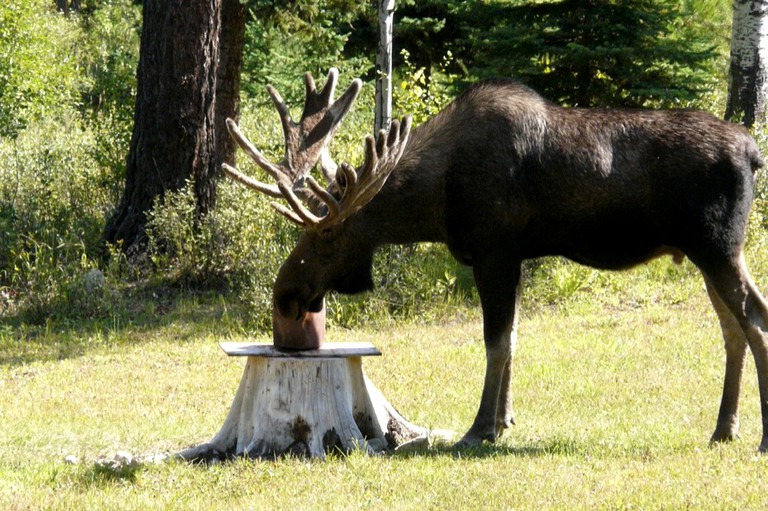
[375,0,396,133]
[726,0,768,127]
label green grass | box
[3,281,768,510]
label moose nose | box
[276,299,303,322]
[274,285,313,321]
[272,298,326,350]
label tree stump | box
[178,342,441,460]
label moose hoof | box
[495,415,515,437]
[709,432,739,445]
[455,429,496,449]
[709,422,739,445]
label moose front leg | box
[459,257,522,447]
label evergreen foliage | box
[465,0,720,107]
[347,0,722,107]
[241,0,370,103]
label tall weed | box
[0,111,120,322]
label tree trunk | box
[214,0,245,172]
[105,0,244,254]
[56,0,80,14]
[375,0,395,133]
[725,0,768,127]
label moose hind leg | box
[701,253,768,452]
[496,356,516,438]
[704,278,748,443]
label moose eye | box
[320,227,334,240]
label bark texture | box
[374,0,395,133]
[726,0,768,127]
[105,0,244,253]
[214,0,245,171]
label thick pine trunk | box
[725,0,768,127]
[214,0,245,171]
[105,0,243,253]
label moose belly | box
[549,230,684,270]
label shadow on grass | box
[176,436,604,467]
[0,282,264,366]
[388,438,588,460]
[75,460,143,487]
[386,434,682,460]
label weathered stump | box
[178,342,440,460]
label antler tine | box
[221,162,283,199]
[274,181,323,227]
[319,147,338,183]
[312,116,412,230]
[308,68,335,111]
[306,175,341,219]
[223,70,366,232]
[225,118,285,183]
[266,85,295,151]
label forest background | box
[0,0,765,343]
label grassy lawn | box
[2,287,768,510]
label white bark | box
[177,342,449,460]
[726,0,768,126]
[374,0,395,133]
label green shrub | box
[79,0,140,187]
[145,177,298,330]
[0,0,84,137]
[0,111,119,323]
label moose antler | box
[272,116,412,230]
[222,68,362,197]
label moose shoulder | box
[224,71,768,451]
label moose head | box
[222,69,411,323]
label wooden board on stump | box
[178,342,436,460]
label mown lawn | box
[2,288,768,510]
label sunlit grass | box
[3,284,768,510]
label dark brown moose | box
[223,69,768,451]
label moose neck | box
[350,127,449,248]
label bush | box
[0,111,120,322]
[0,0,84,137]
[145,178,297,329]
[79,0,141,186]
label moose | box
[222,69,768,451]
